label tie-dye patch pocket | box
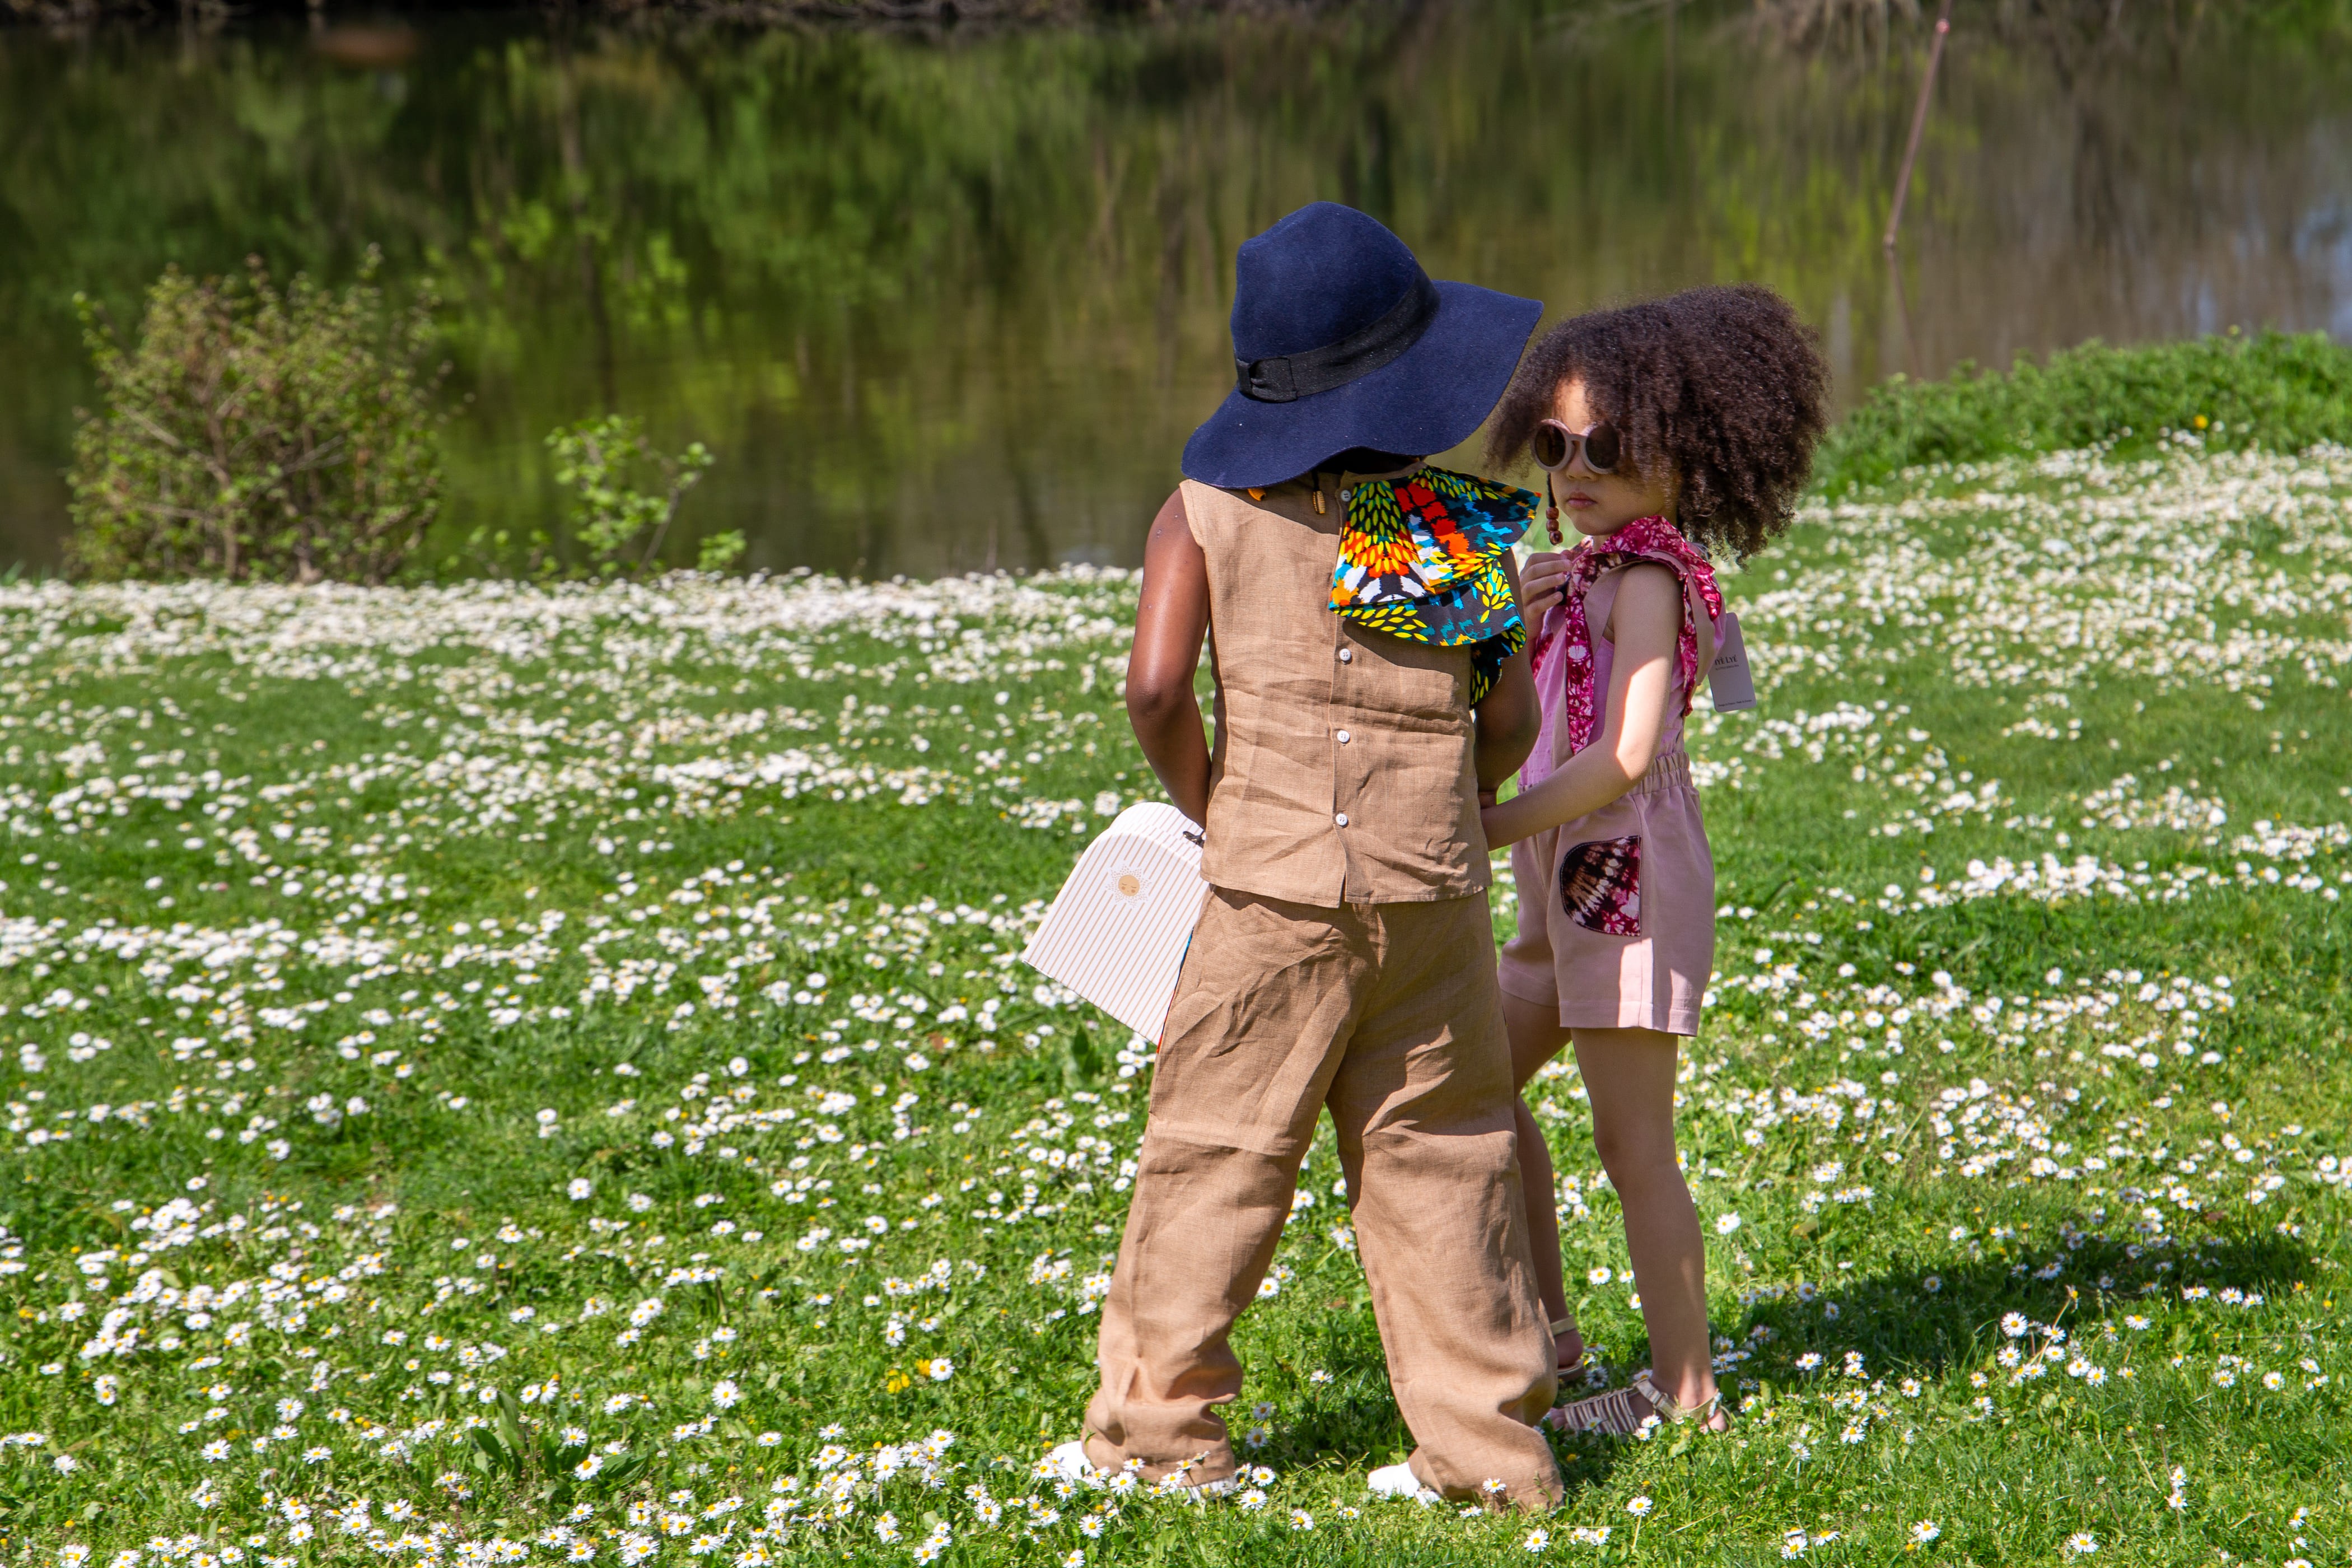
[1559,836,1642,935]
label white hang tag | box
[1707,610,1758,711]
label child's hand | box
[1519,550,1572,615]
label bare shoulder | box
[1147,493,1204,562]
[1151,486,1189,532]
[1600,560,1681,642]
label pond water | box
[2,3,2349,578]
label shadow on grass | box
[1728,1223,2310,1392]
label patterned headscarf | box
[1529,514,1725,761]
[1326,468,1534,703]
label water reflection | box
[0,3,2345,578]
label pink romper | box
[1496,565,1716,1037]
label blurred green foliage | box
[1816,331,2352,494]
[3,4,2350,575]
[65,249,445,584]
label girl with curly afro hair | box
[1477,284,1827,1440]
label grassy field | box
[0,434,2347,1566]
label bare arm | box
[1480,562,1681,848]
[1125,489,1213,824]
[1472,553,1541,799]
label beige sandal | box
[1545,1371,1726,1436]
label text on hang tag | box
[1707,610,1758,711]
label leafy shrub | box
[66,250,445,584]
[547,415,736,576]
[1815,330,2352,493]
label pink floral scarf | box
[1527,515,1726,764]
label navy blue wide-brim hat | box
[1182,202,1543,491]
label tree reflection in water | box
[0,1,2345,576]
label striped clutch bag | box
[1021,802,1210,1043]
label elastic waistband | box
[1627,750,1692,797]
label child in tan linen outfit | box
[1042,202,1564,1510]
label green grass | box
[1814,330,2352,495]
[0,440,2348,1566]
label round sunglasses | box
[1530,418,1622,474]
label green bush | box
[66,250,445,585]
[1814,329,2352,493]
[547,414,735,576]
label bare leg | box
[1502,992,1582,1374]
[1570,1025,1725,1426]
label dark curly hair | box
[1485,284,1830,562]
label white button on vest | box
[1337,648,1354,664]
[1335,730,1351,744]
[1338,487,1353,503]
[1334,813,1350,827]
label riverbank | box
[9,6,2352,577]
[3,435,2347,1562]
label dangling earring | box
[1545,473,1563,545]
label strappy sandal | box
[1544,1372,1728,1436]
[1551,1314,1588,1381]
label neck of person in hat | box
[1309,447,1421,478]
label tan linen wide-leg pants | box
[1082,888,1561,1510]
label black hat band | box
[1234,270,1441,404]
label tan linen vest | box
[1181,470,1488,907]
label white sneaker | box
[1037,1441,1101,1484]
[1367,1461,1440,1504]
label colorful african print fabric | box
[1328,467,1536,703]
